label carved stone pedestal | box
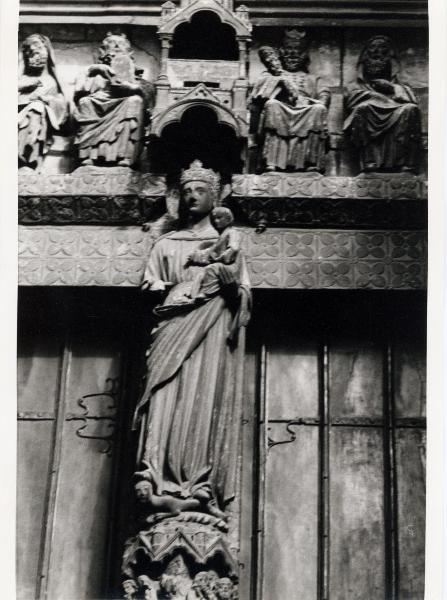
[122,514,238,599]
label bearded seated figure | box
[74,33,154,168]
[344,35,422,173]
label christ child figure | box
[186,207,242,300]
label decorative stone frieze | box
[231,172,427,200]
[18,167,167,196]
[18,226,427,290]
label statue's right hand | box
[88,64,115,78]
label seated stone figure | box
[74,33,155,167]
[251,28,331,173]
[344,35,422,173]
[18,34,69,169]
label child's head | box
[210,207,234,232]
[259,45,282,75]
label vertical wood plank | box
[330,342,383,418]
[45,333,123,600]
[394,339,426,418]
[17,422,54,600]
[261,427,319,600]
[395,429,426,599]
[329,428,385,600]
[266,341,319,419]
[17,337,62,413]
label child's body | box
[186,207,242,300]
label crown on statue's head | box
[180,160,221,197]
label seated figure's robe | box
[252,71,330,171]
[344,77,421,171]
[74,71,153,165]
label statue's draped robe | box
[134,225,250,508]
[74,73,151,163]
[252,71,329,171]
[18,77,67,167]
[344,77,421,169]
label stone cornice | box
[19,0,428,26]
[18,226,427,290]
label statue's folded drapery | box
[344,82,421,170]
[74,75,146,164]
[133,226,250,509]
[252,71,329,172]
[18,88,67,166]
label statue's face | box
[266,54,282,75]
[211,210,232,233]
[99,36,130,65]
[193,572,208,591]
[23,36,48,69]
[182,181,214,216]
[134,481,150,501]
[217,578,233,599]
[363,38,392,77]
[280,46,307,72]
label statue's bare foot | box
[81,158,94,166]
[363,162,378,172]
[306,165,320,172]
[265,165,276,173]
[400,165,416,174]
[118,159,131,167]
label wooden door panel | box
[17,332,63,600]
[46,337,123,600]
[394,340,426,418]
[17,336,62,414]
[261,426,319,600]
[17,422,54,600]
[265,341,319,419]
[330,428,385,600]
[396,429,426,599]
[329,342,383,418]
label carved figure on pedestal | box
[250,28,331,173]
[344,35,422,173]
[74,33,154,167]
[18,34,69,169]
[134,160,251,525]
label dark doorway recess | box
[170,10,238,61]
[150,105,243,177]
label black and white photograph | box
[1,0,445,598]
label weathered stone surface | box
[18,167,166,196]
[18,226,427,290]
[232,172,427,199]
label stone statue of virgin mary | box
[132,161,251,521]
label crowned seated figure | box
[251,28,331,173]
[344,35,422,173]
[74,33,155,167]
[18,34,69,170]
